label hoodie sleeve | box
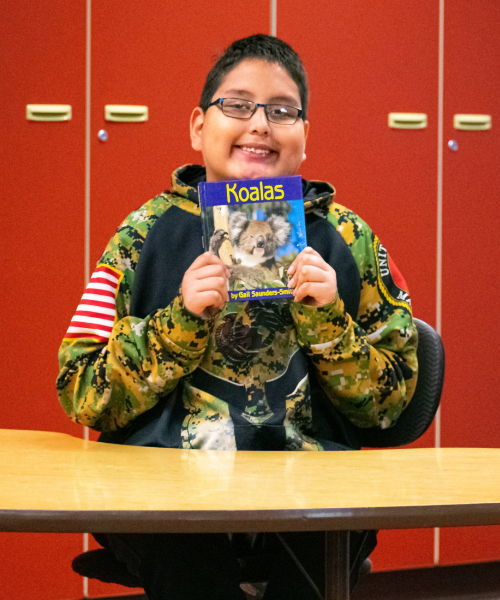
[56,197,210,433]
[290,204,418,429]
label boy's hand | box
[287,247,337,307]
[182,252,230,318]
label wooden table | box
[1,429,500,599]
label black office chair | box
[361,318,444,448]
[72,318,445,592]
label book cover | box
[198,175,306,301]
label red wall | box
[1,0,499,597]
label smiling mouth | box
[236,145,275,156]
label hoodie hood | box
[170,164,335,218]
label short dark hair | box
[200,34,309,119]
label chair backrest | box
[359,318,445,448]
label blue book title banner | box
[199,175,303,207]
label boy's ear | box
[302,120,310,163]
[190,107,205,152]
[304,119,310,141]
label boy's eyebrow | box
[223,89,300,106]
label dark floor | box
[353,561,500,600]
[91,561,500,600]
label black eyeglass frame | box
[208,98,304,125]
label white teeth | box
[240,146,271,155]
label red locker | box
[280,0,439,571]
[89,0,271,267]
[440,0,500,566]
[0,0,87,598]
[87,3,270,595]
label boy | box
[58,35,417,600]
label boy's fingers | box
[293,252,329,273]
[297,246,321,262]
[197,290,226,310]
[194,276,229,295]
[289,251,329,280]
[291,253,337,305]
[293,282,315,303]
[290,264,335,290]
[293,264,324,286]
[293,282,329,305]
[303,246,320,256]
[293,246,318,258]
[191,263,229,281]
[188,252,226,272]
[182,252,229,316]
[184,287,227,316]
[288,247,316,275]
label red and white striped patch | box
[64,265,123,342]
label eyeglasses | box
[208,98,303,125]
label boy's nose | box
[249,106,270,133]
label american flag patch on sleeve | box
[64,264,123,342]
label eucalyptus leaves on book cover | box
[198,175,306,301]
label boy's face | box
[190,59,309,182]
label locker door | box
[87,2,269,596]
[89,0,271,266]
[440,0,500,566]
[0,1,86,598]
[280,0,439,571]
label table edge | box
[2,504,500,534]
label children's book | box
[198,175,307,301]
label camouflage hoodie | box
[57,165,418,451]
